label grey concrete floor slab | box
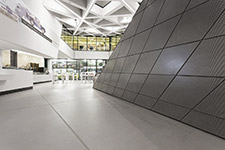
[0,82,224,150]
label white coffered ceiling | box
[43,0,142,36]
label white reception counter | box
[33,74,52,84]
[0,69,33,93]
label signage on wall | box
[0,0,18,21]
[0,0,52,43]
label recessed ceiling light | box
[120,17,132,24]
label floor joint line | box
[35,89,90,150]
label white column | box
[47,59,52,71]
[0,50,2,70]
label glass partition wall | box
[52,59,107,80]
[61,27,121,51]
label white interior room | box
[0,0,225,150]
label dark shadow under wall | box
[94,0,225,139]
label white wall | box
[2,50,10,67]
[18,52,44,68]
[1,50,45,68]
[74,51,112,59]
[22,0,62,45]
[0,0,112,62]
[58,39,74,59]
[0,13,58,58]
[0,51,2,69]
[58,39,112,60]
[0,0,62,58]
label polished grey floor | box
[0,82,224,150]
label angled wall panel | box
[94,0,225,139]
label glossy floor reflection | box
[0,82,224,150]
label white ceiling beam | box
[90,1,124,28]
[86,14,133,19]
[73,0,96,35]
[45,0,143,36]
[55,0,105,35]
[60,0,86,10]
[120,0,135,13]
[43,0,76,18]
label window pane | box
[73,36,78,50]
[61,28,73,48]
[111,37,117,51]
[79,59,87,72]
[97,59,106,73]
[87,37,96,51]
[96,37,105,51]
[78,37,87,51]
[105,37,110,51]
[87,60,96,72]
[62,35,73,48]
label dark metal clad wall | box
[94,0,225,139]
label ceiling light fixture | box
[120,17,132,24]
